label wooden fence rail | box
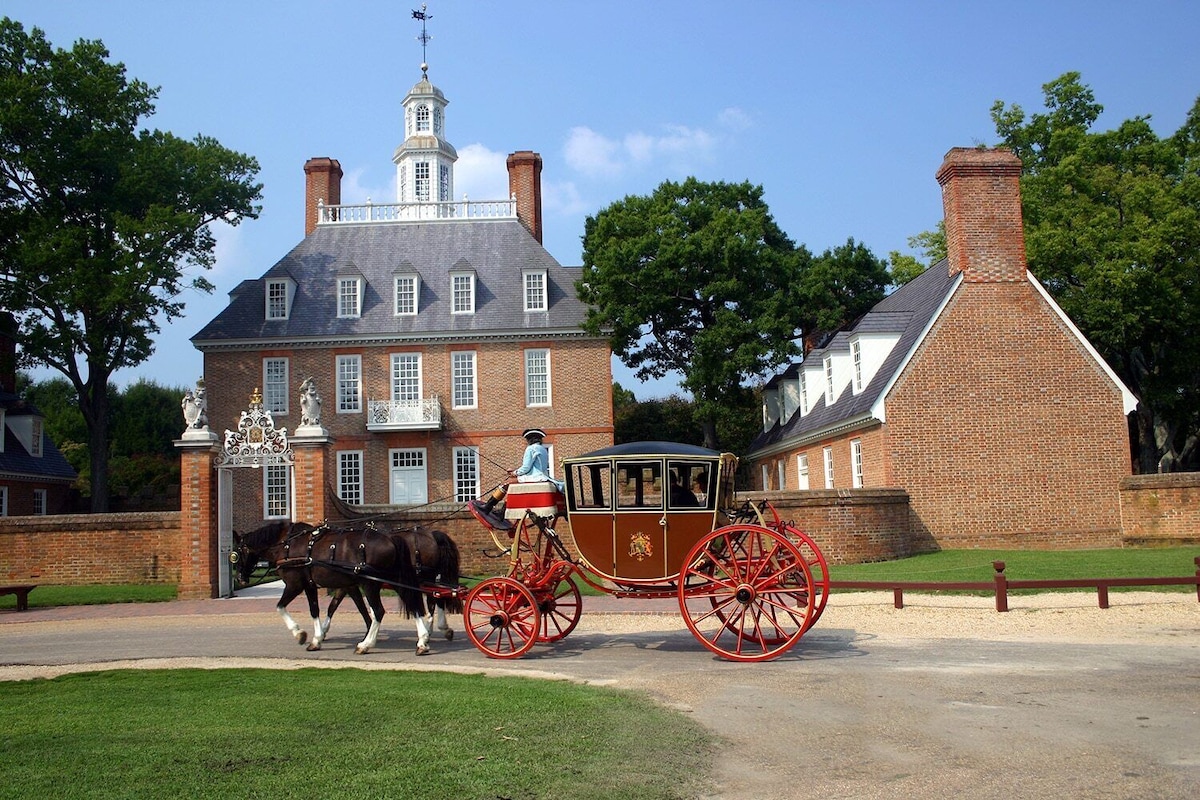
[828,557,1200,612]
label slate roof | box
[0,390,77,483]
[192,218,592,348]
[749,260,957,456]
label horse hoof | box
[444,629,454,641]
[306,642,322,652]
[416,645,431,656]
[355,645,370,655]
[297,631,308,645]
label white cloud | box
[453,143,509,201]
[564,119,724,181]
[340,167,395,205]
[542,179,589,217]
[564,126,624,178]
[718,106,753,132]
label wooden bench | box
[0,585,37,612]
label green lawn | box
[0,669,713,800]
[828,547,1199,592]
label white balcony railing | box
[317,197,517,226]
[365,396,442,431]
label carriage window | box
[567,461,611,511]
[667,461,714,509]
[616,461,662,509]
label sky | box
[7,1,1200,399]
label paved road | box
[2,589,1198,799]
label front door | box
[390,448,428,505]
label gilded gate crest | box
[629,531,653,562]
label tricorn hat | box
[522,428,546,441]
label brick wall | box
[886,282,1129,547]
[1120,472,1200,545]
[0,512,181,585]
[507,151,543,243]
[746,489,926,565]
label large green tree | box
[0,20,261,510]
[992,72,1200,472]
[579,178,809,449]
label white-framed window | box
[263,357,289,415]
[391,353,422,402]
[799,370,809,415]
[336,355,362,413]
[439,163,451,202]
[415,161,430,201]
[760,464,770,491]
[851,340,864,393]
[338,450,363,504]
[823,446,835,489]
[394,274,419,315]
[524,348,550,406]
[824,355,835,406]
[0,486,8,516]
[389,448,428,505]
[337,276,362,318]
[453,446,480,503]
[796,454,810,490]
[32,488,47,516]
[433,107,443,135]
[266,279,291,320]
[30,418,42,457]
[523,270,547,312]
[851,439,864,488]
[776,460,786,490]
[398,165,407,201]
[451,351,477,408]
[415,103,430,132]
[264,464,289,519]
[451,272,475,314]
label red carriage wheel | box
[464,577,541,659]
[678,524,816,662]
[536,576,583,643]
[783,525,829,629]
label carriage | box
[464,441,829,662]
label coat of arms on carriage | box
[628,531,653,562]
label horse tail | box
[429,529,463,614]
[387,534,427,619]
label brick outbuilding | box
[749,147,1137,548]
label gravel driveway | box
[2,590,1198,798]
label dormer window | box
[824,355,835,406]
[851,339,864,393]
[266,278,293,320]
[799,370,809,415]
[451,271,475,314]
[523,270,547,312]
[416,104,430,132]
[394,274,420,315]
[337,276,362,318]
[30,418,42,457]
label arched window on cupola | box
[416,104,430,132]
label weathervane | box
[413,4,432,76]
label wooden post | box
[993,561,1008,612]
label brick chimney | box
[506,151,543,244]
[303,157,343,236]
[935,147,1027,283]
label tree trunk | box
[86,386,111,512]
[1134,406,1158,474]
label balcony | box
[366,396,442,431]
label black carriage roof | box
[570,441,722,460]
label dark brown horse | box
[321,523,464,655]
[232,520,425,654]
